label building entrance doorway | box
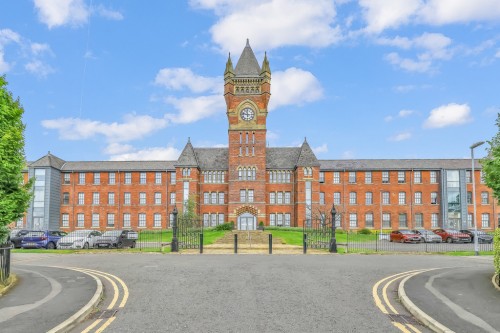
[238,213,255,230]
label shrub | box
[214,222,234,231]
[357,228,372,235]
[494,228,500,277]
[259,221,264,227]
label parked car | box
[389,230,421,243]
[21,230,68,249]
[9,229,30,248]
[94,230,138,249]
[459,230,493,244]
[57,230,102,249]
[410,229,442,243]
[432,229,471,243]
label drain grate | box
[387,314,420,326]
[92,309,118,319]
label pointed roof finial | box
[188,137,191,144]
[235,39,260,76]
[304,137,307,143]
[246,38,250,46]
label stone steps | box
[214,230,283,245]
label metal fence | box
[0,245,11,284]
[344,232,494,253]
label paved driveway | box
[8,253,495,333]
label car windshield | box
[417,230,432,235]
[475,231,487,235]
[66,231,90,237]
[445,229,460,234]
[102,231,121,237]
[10,230,20,237]
[400,230,415,234]
[26,231,45,237]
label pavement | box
[0,264,102,333]
[400,258,500,333]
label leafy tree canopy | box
[0,76,33,243]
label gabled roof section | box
[266,147,301,169]
[296,139,320,167]
[175,139,199,167]
[193,148,228,170]
[234,39,261,77]
[29,152,66,169]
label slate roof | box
[29,152,66,169]
[193,148,228,170]
[266,147,301,169]
[234,39,261,76]
[296,139,320,167]
[60,161,175,171]
[318,159,482,170]
[175,139,199,167]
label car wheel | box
[47,242,56,249]
[389,238,393,242]
[117,242,123,249]
[446,237,453,243]
[131,241,136,249]
[400,238,405,243]
[421,238,426,243]
[83,242,89,249]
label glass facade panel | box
[446,170,461,228]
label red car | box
[390,230,421,243]
[432,229,471,243]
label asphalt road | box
[0,264,98,333]
[6,253,496,333]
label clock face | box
[240,107,255,121]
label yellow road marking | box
[77,268,130,308]
[95,316,116,333]
[81,318,103,333]
[393,321,413,333]
[406,323,422,333]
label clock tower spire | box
[225,39,271,230]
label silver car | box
[57,230,102,249]
[411,229,442,243]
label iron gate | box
[178,216,203,250]
[303,217,333,250]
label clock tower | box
[224,39,271,230]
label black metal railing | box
[0,245,11,284]
[344,232,494,253]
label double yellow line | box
[67,267,129,333]
[372,269,437,333]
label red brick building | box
[20,41,497,232]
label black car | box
[95,230,138,248]
[459,230,493,244]
[9,229,31,248]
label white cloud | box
[398,109,414,117]
[423,103,472,128]
[360,0,500,33]
[109,146,181,161]
[388,131,412,141]
[41,114,169,142]
[496,50,500,58]
[155,68,221,94]
[95,4,124,20]
[0,50,10,74]
[34,0,89,28]
[385,52,432,72]
[313,144,328,154]
[384,115,394,122]
[103,143,134,155]
[30,43,52,56]
[191,0,342,52]
[269,67,323,110]
[0,29,21,46]
[164,95,226,124]
[25,60,54,77]
[341,150,355,159]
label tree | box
[482,114,500,206]
[0,76,33,244]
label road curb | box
[493,274,500,292]
[0,273,18,297]
[47,270,103,333]
[398,274,454,333]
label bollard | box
[269,234,272,254]
[200,233,203,254]
[234,233,238,254]
[303,233,307,254]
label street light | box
[470,141,485,256]
[329,205,337,253]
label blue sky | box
[1,0,499,162]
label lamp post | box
[329,205,337,253]
[470,141,485,256]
